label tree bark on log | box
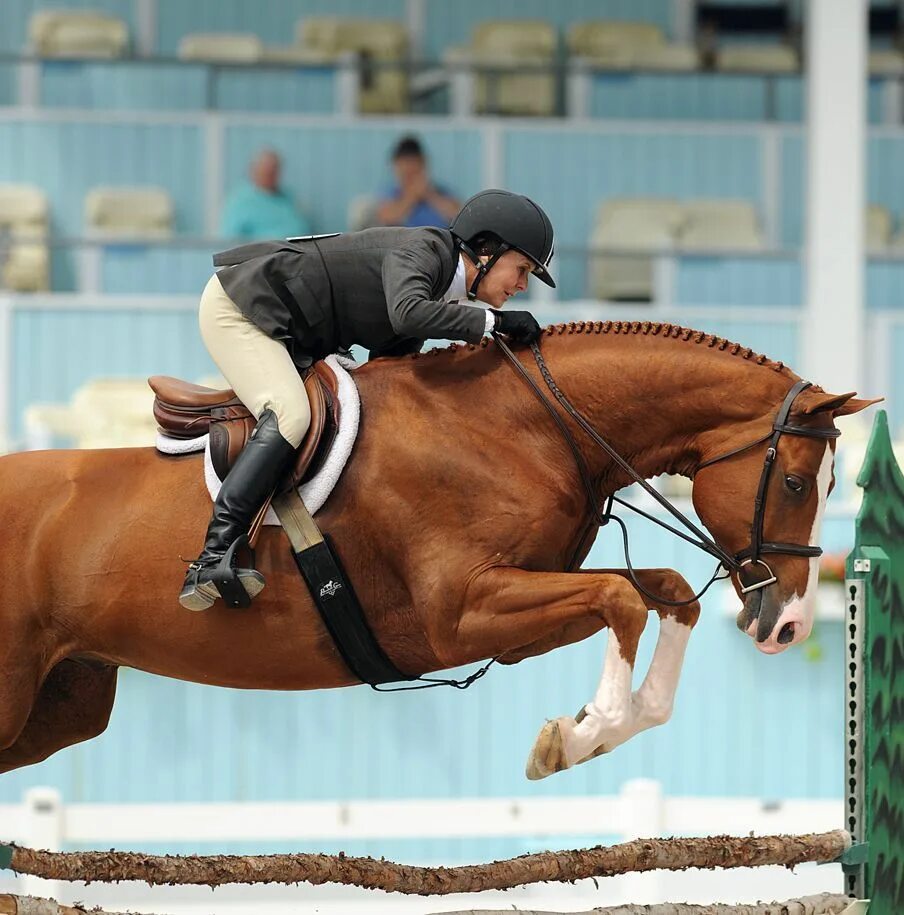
[0,831,850,895]
[0,894,159,915]
[432,892,857,914]
[0,891,861,915]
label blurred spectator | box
[220,149,312,240]
[375,136,460,229]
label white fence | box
[0,779,844,915]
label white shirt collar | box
[443,255,467,303]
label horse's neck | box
[543,333,791,486]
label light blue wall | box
[8,306,216,444]
[26,62,338,114]
[782,131,904,248]
[155,0,406,56]
[674,256,802,307]
[222,122,483,235]
[213,67,335,114]
[867,262,904,309]
[888,323,904,434]
[99,246,214,295]
[591,74,786,123]
[0,64,17,105]
[0,121,205,234]
[0,0,897,128]
[16,62,893,122]
[0,118,204,289]
[780,132,805,247]
[868,134,904,235]
[6,115,904,300]
[39,61,209,110]
[504,128,764,299]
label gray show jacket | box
[212,226,488,367]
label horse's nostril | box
[778,622,795,644]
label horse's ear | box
[797,391,884,417]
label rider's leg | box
[179,274,310,611]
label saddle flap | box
[289,360,342,489]
[288,372,327,491]
[166,359,342,489]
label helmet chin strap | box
[458,241,510,301]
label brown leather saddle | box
[149,360,341,491]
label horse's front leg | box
[456,567,650,780]
[521,569,700,779]
[573,568,701,763]
[529,568,701,779]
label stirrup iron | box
[180,535,265,611]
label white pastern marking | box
[780,443,834,632]
[632,616,691,729]
[568,629,633,764]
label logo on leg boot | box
[319,579,342,599]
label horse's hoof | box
[525,718,572,781]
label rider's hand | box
[494,310,542,345]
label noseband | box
[494,335,840,607]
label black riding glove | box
[494,310,542,345]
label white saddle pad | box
[155,353,360,525]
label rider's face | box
[475,250,533,308]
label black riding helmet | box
[449,189,556,301]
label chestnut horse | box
[0,321,875,780]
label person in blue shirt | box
[220,149,312,240]
[374,136,460,229]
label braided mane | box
[412,320,793,376]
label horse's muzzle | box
[736,586,786,644]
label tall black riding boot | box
[179,409,296,611]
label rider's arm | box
[382,236,488,344]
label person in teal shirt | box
[220,149,312,240]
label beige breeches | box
[198,273,311,448]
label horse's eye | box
[785,475,804,494]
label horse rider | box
[179,188,557,611]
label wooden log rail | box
[435,895,857,914]
[0,892,860,915]
[0,895,157,915]
[0,831,850,895]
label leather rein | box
[492,333,840,607]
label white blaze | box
[775,443,835,639]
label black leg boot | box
[179,409,296,611]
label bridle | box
[696,378,840,594]
[494,335,840,607]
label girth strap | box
[273,490,413,686]
[272,490,498,691]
